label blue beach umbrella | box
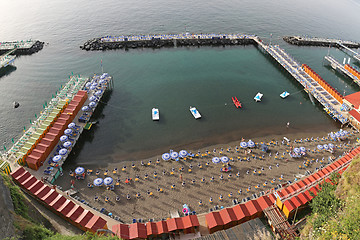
[64,128,73,135]
[221,156,229,163]
[85,82,91,88]
[323,144,329,150]
[63,141,72,148]
[248,140,255,148]
[104,177,113,186]
[60,135,68,142]
[90,86,96,90]
[300,147,306,152]
[52,155,62,163]
[212,157,220,164]
[240,142,248,148]
[317,145,323,150]
[92,82,98,87]
[171,152,179,159]
[89,96,98,102]
[93,178,103,186]
[335,132,341,138]
[95,90,103,96]
[89,101,96,108]
[68,122,76,129]
[328,143,334,149]
[162,153,171,161]
[59,148,68,156]
[75,167,85,175]
[329,132,336,139]
[293,148,301,154]
[179,150,188,158]
[82,106,90,111]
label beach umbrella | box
[248,140,255,148]
[221,156,229,163]
[52,155,62,163]
[162,153,171,161]
[75,167,85,175]
[179,150,188,158]
[95,90,103,96]
[99,79,106,85]
[89,101,96,108]
[104,177,114,186]
[329,132,336,139]
[59,148,68,156]
[323,144,329,150]
[212,157,220,164]
[68,122,76,129]
[60,135,68,142]
[85,82,91,88]
[171,152,179,159]
[63,141,72,148]
[328,143,334,149]
[293,148,301,154]
[90,85,96,90]
[89,96,98,102]
[93,178,103,186]
[300,147,306,152]
[339,131,346,137]
[240,142,248,148]
[335,132,341,138]
[64,128,73,135]
[92,82,98,87]
[317,145,324,150]
[82,106,90,111]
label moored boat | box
[152,108,159,121]
[232,97,242,108]
[280,91,290,98]
[190,106,201,119]
[254,92,263,102]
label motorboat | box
[152,108,159,121]
[232,97,242,108]
[190,106,201,119]
[254,92,263,102]
[280,91,290,98]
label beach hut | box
[181,215,199,234]
[145,222,158,239]
[219,208,237,229]
[205,212,224,234]
[232,203,251,224]
[245,199,263,219]
[155,220,169,237]
[166,217,184,234]
[129,222,147,239]
[0,159,11,174]
[112,224,130,239]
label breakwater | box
[0,40,45,55]
[283,36,360,48]
[80,33,256,51]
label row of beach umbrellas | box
[162,150,188,160]
[329,130,348,139]
[93,177,113,186]
[212,156,229,164]
[240,140,255,148]
[317,143,335,150]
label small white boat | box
[190,106,201,119]
[254,92,263,102]
[152,108,159,121]
[280,91,290,98]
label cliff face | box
[0,174,16,239]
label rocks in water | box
[13,102,20,108]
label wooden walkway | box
[324,55,360,86]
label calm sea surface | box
[1,0,360,167]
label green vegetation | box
[45,232,120,240]
[300,158,360,239]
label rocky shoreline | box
[80,37,255,51]
[283,36,360,48]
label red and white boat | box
[232,97,242,108]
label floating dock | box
[324,55,360,86]
[253,37,348,124]
[0,40,44,55]
[0,51,16,69]
[336,42,360,63]
[81,33,256,51]
[283,36,360,48]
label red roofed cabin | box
[343,92,360,130]
[205,212,224,234]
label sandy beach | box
[55,127,358,224]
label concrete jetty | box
[324,55,360,87]
[337,42,360,63]
[283,36,360,48]
[0,40,44,55]
[80,33,256,51]
[0,49,16,69]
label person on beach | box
[179,173,183,181]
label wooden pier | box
[324,55,360,86]
[253,37,348,124]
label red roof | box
[291,196,303,208]
[166,217,184,232]
[283,199,296,212]
[182,215,200,229]
[219,208,237,225]
[17,171,31,185]
[23,176,37,189]
[267,193,277,203]
[345,92,360,109]
[11,167,26,179]
[297,192,310,204]
[146,222,158,236]
[257,196,273,210]
[58,201,76,216]
[129,222,147,239]
[49,195,67,210]
[76,210,95,227]
[35,185,51,198]
[155,221,168,234]
[85,215,107,233]
[67,205,84,222]
[43,190,59,204]
[245,200,262,216]
[205,212,224,230]
[112,224,130,239]
[28,181,44,195]
[304,190,314,201]
[232,203,250,221]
